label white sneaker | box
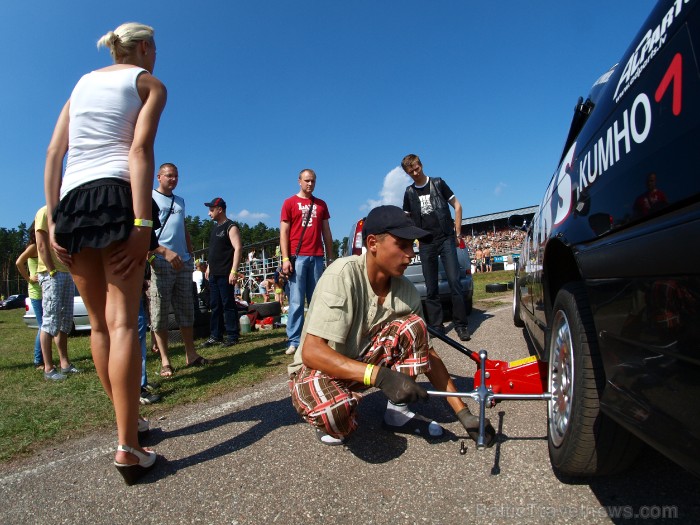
[285,345,296,355]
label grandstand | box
[460,205,537,236]
[459,205,538,271]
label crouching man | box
[288,205,495,446]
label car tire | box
[485,283,507,293]
[547,282,642,476]
[512,275,524,328]
[249,301,282,318]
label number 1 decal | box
[655,53,682,116]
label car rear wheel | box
[547,283,641,477]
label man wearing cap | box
[402,153,471,341]
[147,163,209,377]
[201,197,242,347]
[288,205,494,446]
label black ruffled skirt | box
[54,178,159,254]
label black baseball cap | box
[362,205,432,243]
[204,197,226,209]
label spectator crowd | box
[462,228,526,272]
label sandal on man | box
[114,445,157,485]
[186,356,209,367]
[159,365,174,378]
[382,413,444,437]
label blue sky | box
[1,0,654,242]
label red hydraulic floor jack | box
[426,326,552,449]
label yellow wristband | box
[49,269,58,277]
[363,364,375,387]
[134,219,153,228]
[147,254,156,263]
[230,270,238,275]
[282,257,290,261]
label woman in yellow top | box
[15,222,43,369]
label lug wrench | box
[425,325,551,449]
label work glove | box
[374,367,428,404]
[456,407,496,447]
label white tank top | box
[60,67,146,199]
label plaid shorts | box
[39,271,75,336]
[148,257,195,331]
[289,313,430,438]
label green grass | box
[0,309,288,462]
[471,269,515,303]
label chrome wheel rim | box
[548,309,574,447]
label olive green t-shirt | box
[288,253,423,375]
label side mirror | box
[508,214,529,231]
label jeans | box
[209,275,240,342]
[286,256,324,346]
[31,298,43,365]
[418,235,469,329]
[138,298,148,389]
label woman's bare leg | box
[104,242,147,462]
[70,249,111,400]
[72,246,148,463]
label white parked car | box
[23,289,91,333]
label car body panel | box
[513,0,700,476]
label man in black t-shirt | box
[201,197,243,347]
[402,154,471,341]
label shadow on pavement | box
[139,396,299,482]
[445,307,494,337]
[584,450,700,523]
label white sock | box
[384,402,443,436]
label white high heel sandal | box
[114,445,157,485]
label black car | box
[510,0,700,478]
[0,294,27,310]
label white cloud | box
[235,209,270,223]
[494,182,507,196]
[361,166,411,212]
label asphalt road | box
[1,300,698,525]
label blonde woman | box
[44,22,167,485]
